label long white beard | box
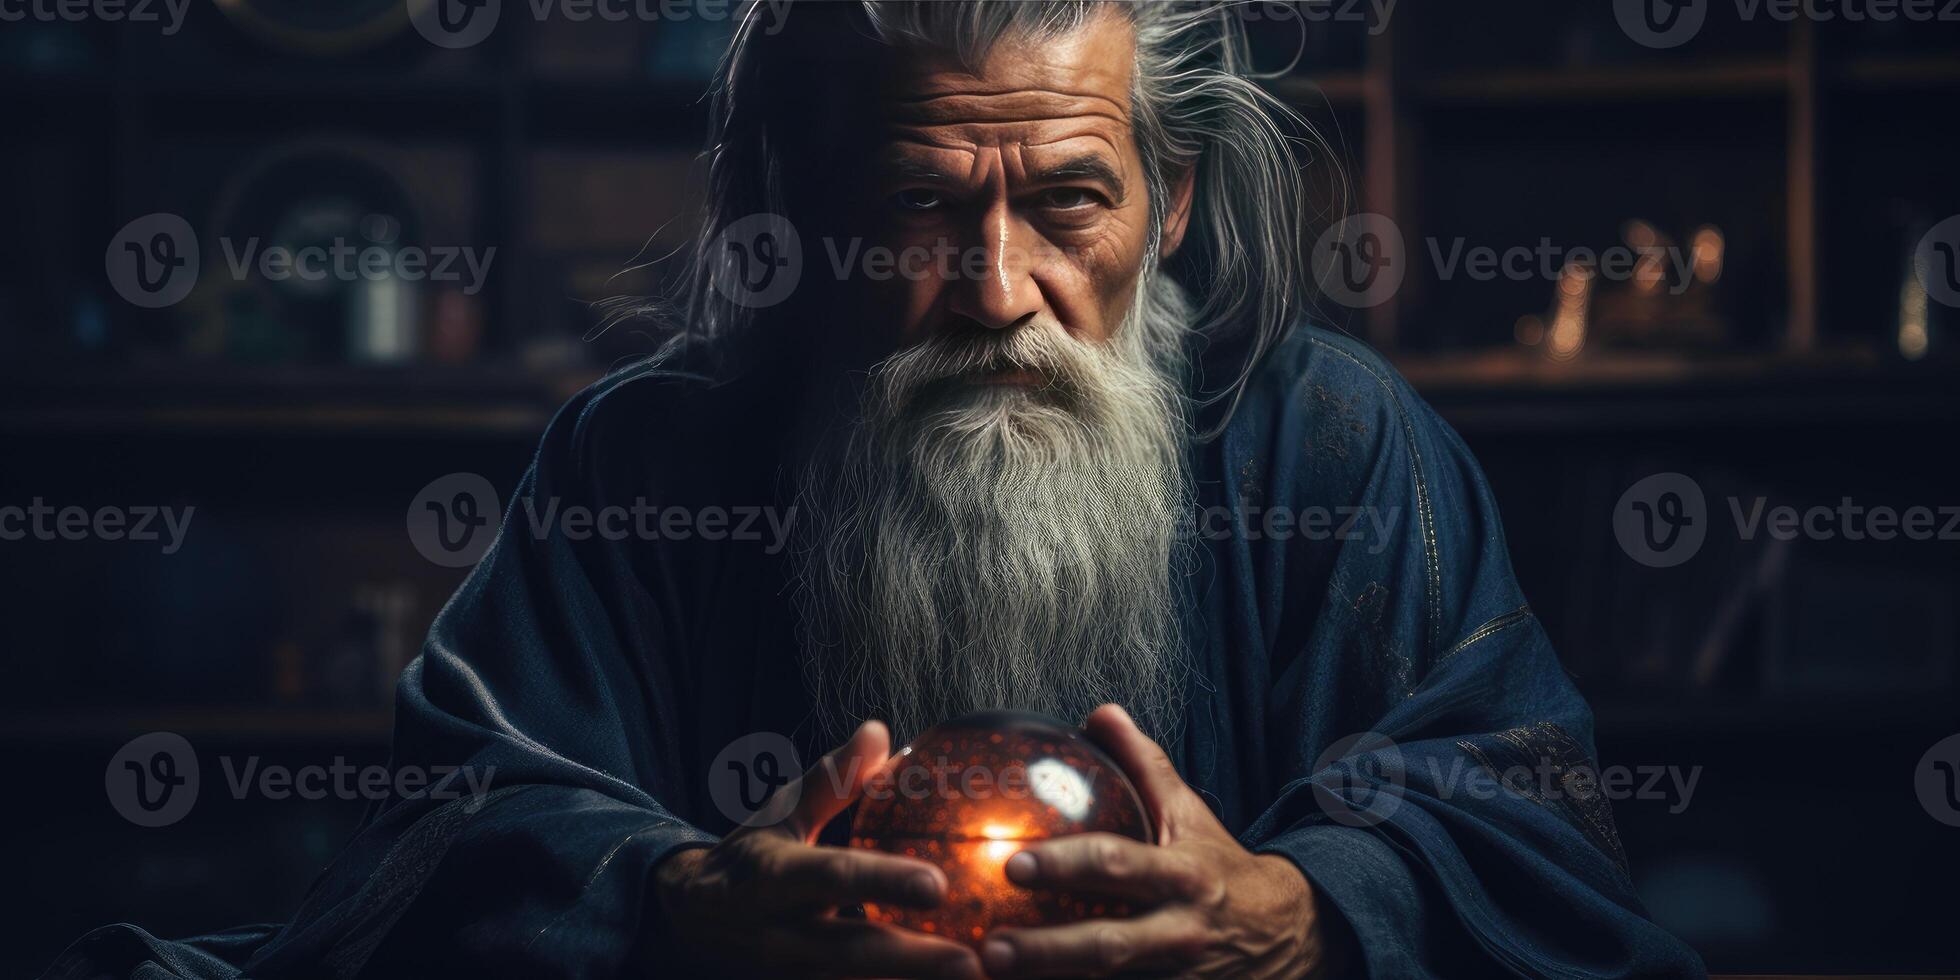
[794,276,1195,746]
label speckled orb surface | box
[849,710,1151,946]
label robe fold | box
[46,324,1705,979]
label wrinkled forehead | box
[875,10,1137,148]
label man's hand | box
[979,705,1341,979]
[654,720,983,979]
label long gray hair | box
[622,0,1326,434]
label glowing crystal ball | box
[849,710,1152,946]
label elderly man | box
[56,3,1703,978]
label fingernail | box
[981,938,1015,973]
[1004,850,1037,884]
[911,872,942,904]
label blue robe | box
[48,325,1706,978]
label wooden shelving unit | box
[1413,60,1791,105]
[1263,16,1960,365]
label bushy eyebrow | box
[877,152,1127,201]
[886,159,949,182]
[1028,154,1126,200]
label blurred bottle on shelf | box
[428,287,485,364]
[1594,219,1730,349]
[1899,214,1958,362]
[1516,218,1732,361]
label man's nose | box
[945,202,1043,331]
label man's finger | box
[1084,703,1207,838]
[758,838,948,913]
[981,907,1210,978]
[790,918,985,980]
[1004,832,1214,905]
[783,719,891,840]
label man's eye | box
[1040,188,1098,210]
[892,189,945,212]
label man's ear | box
[1160,164,1197,258]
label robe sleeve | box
[1228,331,1707,978]
[237,367,721,978]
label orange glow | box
[852,712,1151,948]
[980,822,1020,861]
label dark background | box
[4,1,1959,974]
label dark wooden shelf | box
[1394,345,1882,391]
[1415,60,1790,105]
[1396,346,1960,432]
[1837,55,1960,91]
[0,707,393,742]
[0,403,556,436]
[0,362,602,436]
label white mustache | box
[868,320,1101,420]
